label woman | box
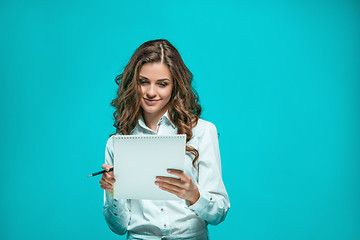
[100,39,230,239]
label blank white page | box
[113,134,186,200]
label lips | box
[144,98,160,106]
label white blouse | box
[103,111,230,239]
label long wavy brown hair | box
[111,39,202,168]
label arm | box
[156,122,230,225]
[102,136,131,235]
[187,122,230,225]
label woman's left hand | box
[155,169,200,205]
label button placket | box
[159,205,170,233]
[161,207,166,228]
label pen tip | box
[88,174,92,177]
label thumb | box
[102,164,113,171]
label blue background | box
[1,0,359,239]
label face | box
[138,62,173,118]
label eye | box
[159,82,168,87]
[139,79,148,85]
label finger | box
[100,177,113,185]
[167,169,188,180]
[100,184,113,191]
[100,181,113,191]
[102,172,115,184]
[156,176,184,187]
[156,181,183,193]
[102,164,113,171]
[160,187,182,198]
[101,164,115,182]
[104,171,115,182]
[100,178,113,189]
[159,186,179,195]
[99,179,113,191]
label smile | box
[144,98,160,106]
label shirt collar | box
[162,110,176,129]
[137,110,176,131]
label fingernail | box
[167,169,171,173]
[155,182,159,186]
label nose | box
[146,84,156,98]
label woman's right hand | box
[99,164,116,191]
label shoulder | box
[192,118,218,137]
[105,133,122,149]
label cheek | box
[162,88,172,100]
[161,86,173,99]
[139,86,146,95]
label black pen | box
[88,167,114,177]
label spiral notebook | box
[113,134,186,200]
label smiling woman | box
[99,39,230,240]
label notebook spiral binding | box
[114,134,186,140]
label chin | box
[141,105,158,113]
[143,108,159,114]
[141,105,167,116]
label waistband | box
[127,229,209,240]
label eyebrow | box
[139,75,171,81]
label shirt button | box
[161,208,164,212]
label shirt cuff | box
[186,186,214,214]
[106,190,128,217]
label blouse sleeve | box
[187,122,230,225]
[102,135,131,235]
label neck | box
[143,106,169,131]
